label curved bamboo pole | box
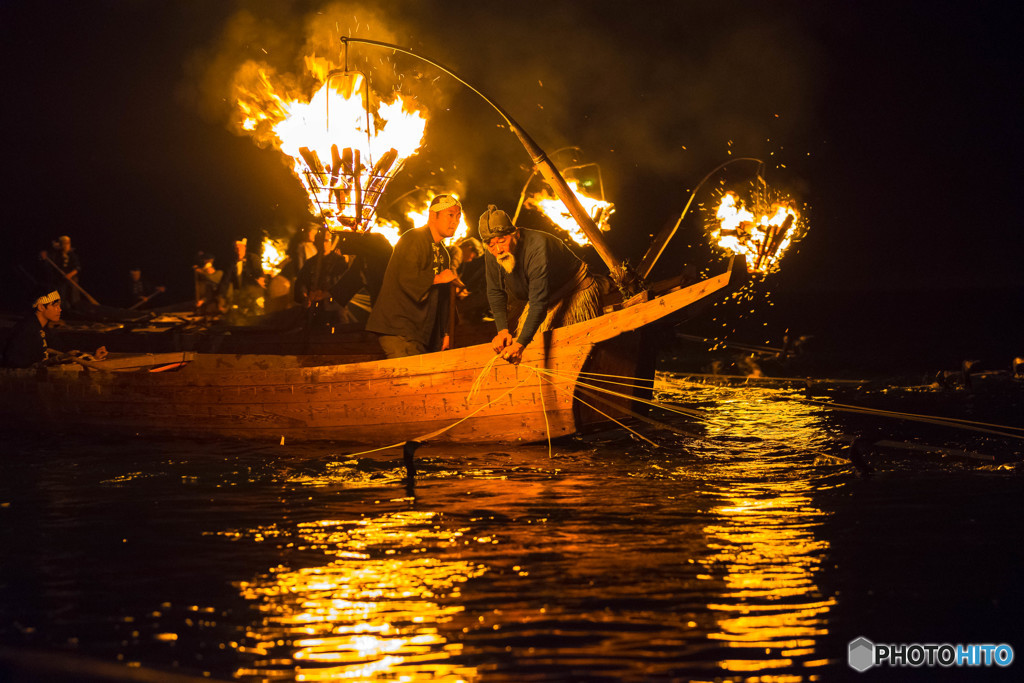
[340,37,641,295]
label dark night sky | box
[1,0,1021,312]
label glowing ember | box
[710,190,802,275]
[260,237,289,277]
[524,179,614,246]
[235,60,427,241]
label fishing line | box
[796,398,1024,441]
[523,367,658,446]
[669,374,1024,441]
[529,365,708,420]
[536,367,553,458]
[668,371,869,385]
[337,360,536,459]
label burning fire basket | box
[295,67,406,231]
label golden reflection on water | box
[661,378,839,680]
[225,510,485,681]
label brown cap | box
[478,205,517,242]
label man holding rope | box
[479,205,601,364]
[2,288,107,368]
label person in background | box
[293,240,359,327]
[218,238,266,317]
[2,288,107,368]
[365,194,463,358]
[127,267,165,309]
[455,236,489,323]
[40,235,82,310]
[193,252,225,316]
[479,205,600,364]
[292,223,323,275]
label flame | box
[260,237,289,277]
[235,63,427,240]
[524,179,614,246]
[710,191,801,275]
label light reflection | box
[658,377,839,680]
[222,511,485,681]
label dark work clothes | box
[332,232,392,306]
[456,257,489,322]
[366,226,451,350]
[1,316,47,368]
[293,252,358,306]
[293,233,393,308]
[485,228,585,346]
[218,252,264,298]
[128,277,158,308]
[194,269,223,302]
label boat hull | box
[0,263,738,444]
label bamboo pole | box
[44,256,99,306]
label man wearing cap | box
[479,205,601,364]
[366,194,463,358]
[1,289,107,368]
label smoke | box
[184,1,822,251]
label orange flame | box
[235,62,427,243]
[711,191,801,275]
[260,237,289,277]
[524,179,614,246]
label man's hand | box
[500,341,525,365]
[491,329,514,354]
[307,289,329,306]
[433,268,458,285]
[93,346,108,361]
[441,334,451,351]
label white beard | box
[497,252,516,274]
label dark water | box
[2,289,1023,682]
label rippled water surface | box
[2,373,1022,682]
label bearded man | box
[479,205,601,364]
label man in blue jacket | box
[479,205,600,364]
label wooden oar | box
[43,256,100,306]
[128,286,166,310]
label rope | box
[529,365,708,420]
[671,371,869,385]
[334,355,1023,464]
[669,374,1024,441]
[523,367,658,446]
[796,397,1024,441]
[337,356,533,458]
[536,366,552,458]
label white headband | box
[34,290,60,307]
[429,194,462,213]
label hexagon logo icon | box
[848,637,875,672]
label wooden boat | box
[0,259,742,444]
